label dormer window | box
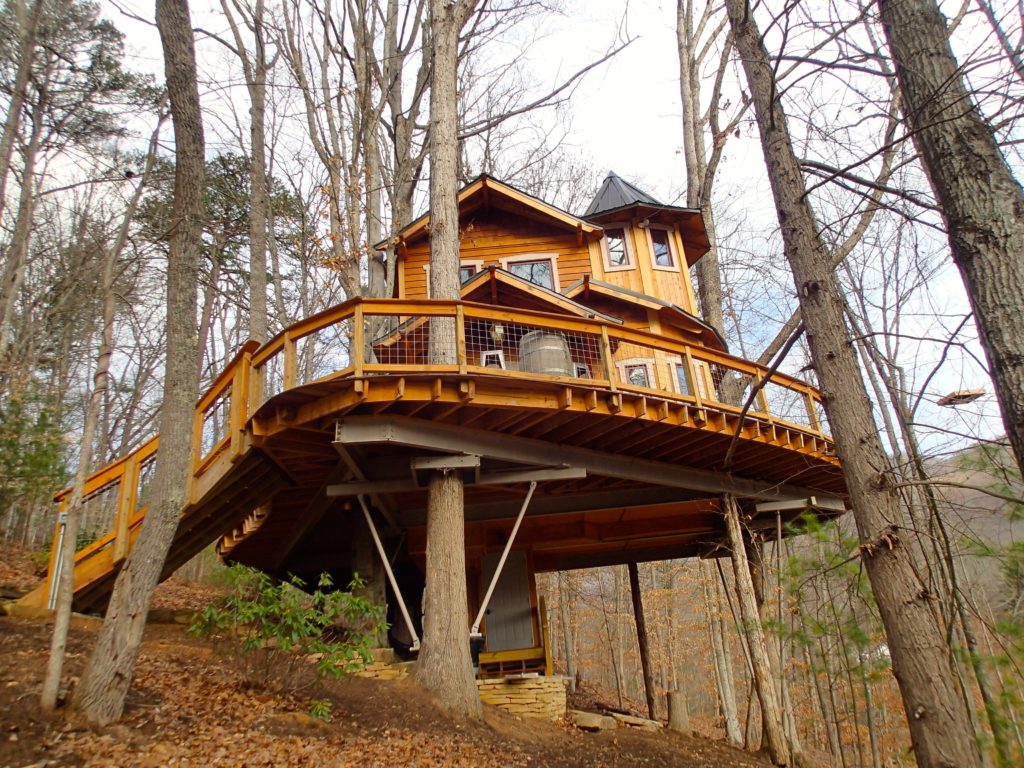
[648,227,678,270]
[603,226,633,271]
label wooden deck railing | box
[39,298,831,606]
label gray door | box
[481,550,535,651]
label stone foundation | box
[354,650,567,721]
[476,676,567,721]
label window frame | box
[421,259,485,297]
[616,357,657,390]
[498,253,561,291]
[601,224,635,272]
[646,225,681,272]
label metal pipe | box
[357,495,420,652]
[472,481,537,635]
[46,513,67,610]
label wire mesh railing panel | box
[80,482,119,544]
[260,350,283,403]
[295,317,353,385]
[463,317,603,379]
[200,386,231,458]
[367,313,437,366]
[814,399,830,435]
[762,379,814,429]
[134,454,157,511]
[706,363,753,408]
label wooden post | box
[353,303,365,378]
[455,303,467,375]
[600,325,617,389]
[112,455,138,562]
[628,561,658,721]
[668,690,691,734]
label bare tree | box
[72,0,204,724]
[878,0,1024,481]
[724,1,983,765]
[413,0,481,719]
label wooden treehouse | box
[19,172,846,681]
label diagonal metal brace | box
[357,495,420,652]
[471,481,537,636]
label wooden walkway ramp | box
[17,298,843,613]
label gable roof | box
[461,267,621,323]
[585,171,661,216]
[563,277,728,352]
[376,174,602,252]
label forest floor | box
[0,545,771,768]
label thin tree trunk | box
[702,559,743,744]
[804,643,842,763]
[220,0,270,342]
[723,495,791,766]
[0,0,43,229]
[40,119,164,712]
[0,104,43,363]
[725,2,984,765]
[72,0,204,725]
[558,571,577,694]
[628,561,657,720]
[879,0,1024,481]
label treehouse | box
[19,172,845,682]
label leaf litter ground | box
[1,559,769,767]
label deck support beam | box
[332,415,840,505]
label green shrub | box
[189,565,387,696]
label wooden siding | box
[590,224,699,315]
[400,209,592,298]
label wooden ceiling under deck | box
[226,371,846,576]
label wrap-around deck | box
[21,298,845,613]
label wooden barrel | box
[519,330,572,377]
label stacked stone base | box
[355,650,568,721]
[476,676,567,721]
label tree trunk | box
[0,102,43,364]
[723,495,791,766]
[558,571,577,694]
[878,0,1024,480]
[0,0,43,230]
[40,120,164,712]
[220,0,270,342]
[628,561,658,720]
[725,2,983,765]
[72,0,204,725]
[415,471,481,717]
[701,559,742,744]
[413,0,481,720]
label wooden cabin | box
[21,172,845,681]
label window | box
[673,363,691,396]
[421,259,483,297]
[617,358,655,389]
[625,364,650,388]
[603,227,632,270]
[499,254,559,290]
[672,358,711,400]
[574,362,590,378]
[648,227,677,269]
[602,227,626,268]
